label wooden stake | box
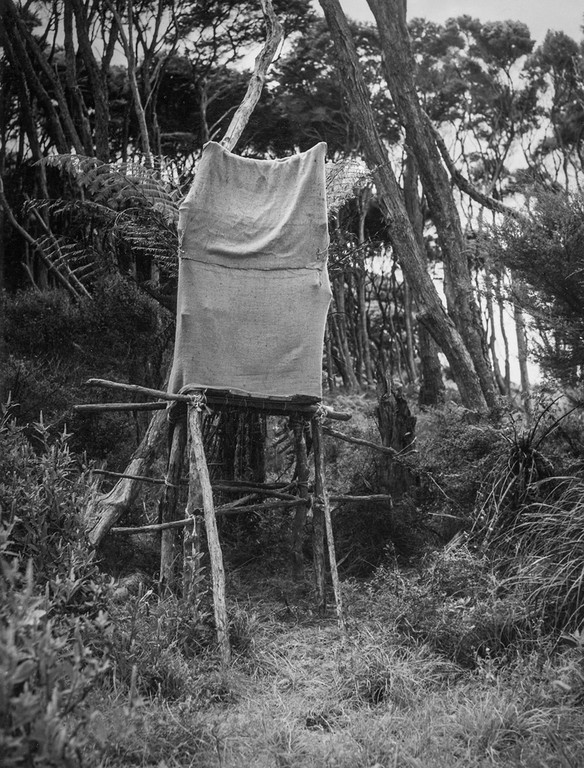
[312,417,345,630]
[187,397,230,664]
[158,416,187,594]
[291,418,310,581]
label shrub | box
[0,405,112,765]
[413,404,508,541]
[0,558,109,768]
[4,279,173,461]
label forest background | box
[2,1,584,766]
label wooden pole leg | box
[291,418,310,581]
[159,414,187,594]
[187,396,231,664]
[183,515,203,607]
[312,416,345,630]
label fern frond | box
[41,154,181,221]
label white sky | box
[339,0,583,43]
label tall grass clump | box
[498,476,584,630]
[468,400,584,632]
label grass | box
[72,558,584,768]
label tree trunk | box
[418,326,445,406]
[319,0,487,409]
[365,0,497,409]
[375,362,416,497]
[484,268,507,395]
[403,150,443,402]
[512,273,532,420]
[70,0,111,160]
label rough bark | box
[70,0,111,160]
[365,0,497,408]
[403,152,444,404]
[512,273,532,420]
[319,0,488,410]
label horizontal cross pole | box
[91,468,297,500]
[83,378,351,421]
[108,493,393,535]
[74,402,166,413]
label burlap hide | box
[168,141,331,400]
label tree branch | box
[220,0,283,151]
[430,121,521,220]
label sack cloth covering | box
[168,141,331,401]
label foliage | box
[490,189,584,387]
[0,406,111,766]
[413,405,508,539]
[345,543,538,669]
[4,279,173,460]
[497,476,584,629]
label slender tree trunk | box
[70,0,111,160]
[495,273,511,395]
[63,2,94,155]
[331,274,360,390]
[484,268,507,395]
[403,150,444,403]
[511,273,532,420]
[402,280,417,382]
[319,0,488,411]
[356,187,374,384]
[107,0,153,166]
[418,327,445,406]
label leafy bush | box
[106,587,214,700]
[490,189,584,388]
[0,406,112,766]
[0,558,109,767]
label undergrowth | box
[3,396,584,766]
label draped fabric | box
[168,141,331,401]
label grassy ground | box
[4,396,584,767]
[86,562,584,768]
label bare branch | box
[430,120,521,220]
[220,0,283,151]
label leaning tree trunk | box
[365,0,497,409]
[403,151,444,403]
[319,0,488,411]
[83,0,284,546]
